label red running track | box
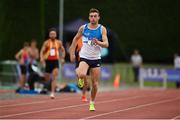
[0,89,180,119]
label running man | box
[40,28,65,99]
[15,42,30,92]
[69,8,109,111]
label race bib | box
[88,40,97,46]
[50,48,56,56]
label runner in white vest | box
[69,8,109,111]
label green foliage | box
[64,0,180,63]
[0,0,180,63]
[0,0,44,60]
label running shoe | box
[78,78,84,88]
[50,92,55,99]
[89,103,95,111]
[81,96,88,102]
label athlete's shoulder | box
[79,24,86,30]
[44,39,50,43]
[19,49,24,53]
[57,39,64,48]
[100,25,107,29]
[44,40,48,44]
[78,24,86,33]
[101,25,107,33]
[43,39,50,47]
[56,39,62,45]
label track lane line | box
[0,90,149,108]
[0,94,154,118]
[171,114,180,120]
[0,95,78,108]
[83,97,180,119]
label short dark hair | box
[23,42,29,47]
[31,39,36,43]
[89,8,100,15]
[49,28,57,33]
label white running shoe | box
[50,93,55,99]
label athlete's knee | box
[83,80,88,88]
[79,73,86,79]
[92,81,98,89]
[52,68,59,76]
[76,69,86,79]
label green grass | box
[144,81,176,88]
[110,63,175,88]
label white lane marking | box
[0,96,76,108]
[0,94,151,118]
[171,114,180,120]
[0,90,150,108]
[83,97,180,119]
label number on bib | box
[50,48,56,56]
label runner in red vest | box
[15,42,30,92]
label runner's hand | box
[40,58,45,67]
[60,58,65,65]
[91,38,98,46]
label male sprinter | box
[69,8,109,111]
[40,28,65,99]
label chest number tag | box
[50,48,56,56]
[88,40,97,46]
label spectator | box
[174,53,180,88]
[131,49,143,82]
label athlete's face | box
[49,31,57,40]
[31,41,37,47]
[89,12,100,24]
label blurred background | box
[0,0,180,91]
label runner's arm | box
[69,26,83,62]
[40,41,47,62]
[93,26,109,48]
[15,49,22,60]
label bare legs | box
[76,61,100,103]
